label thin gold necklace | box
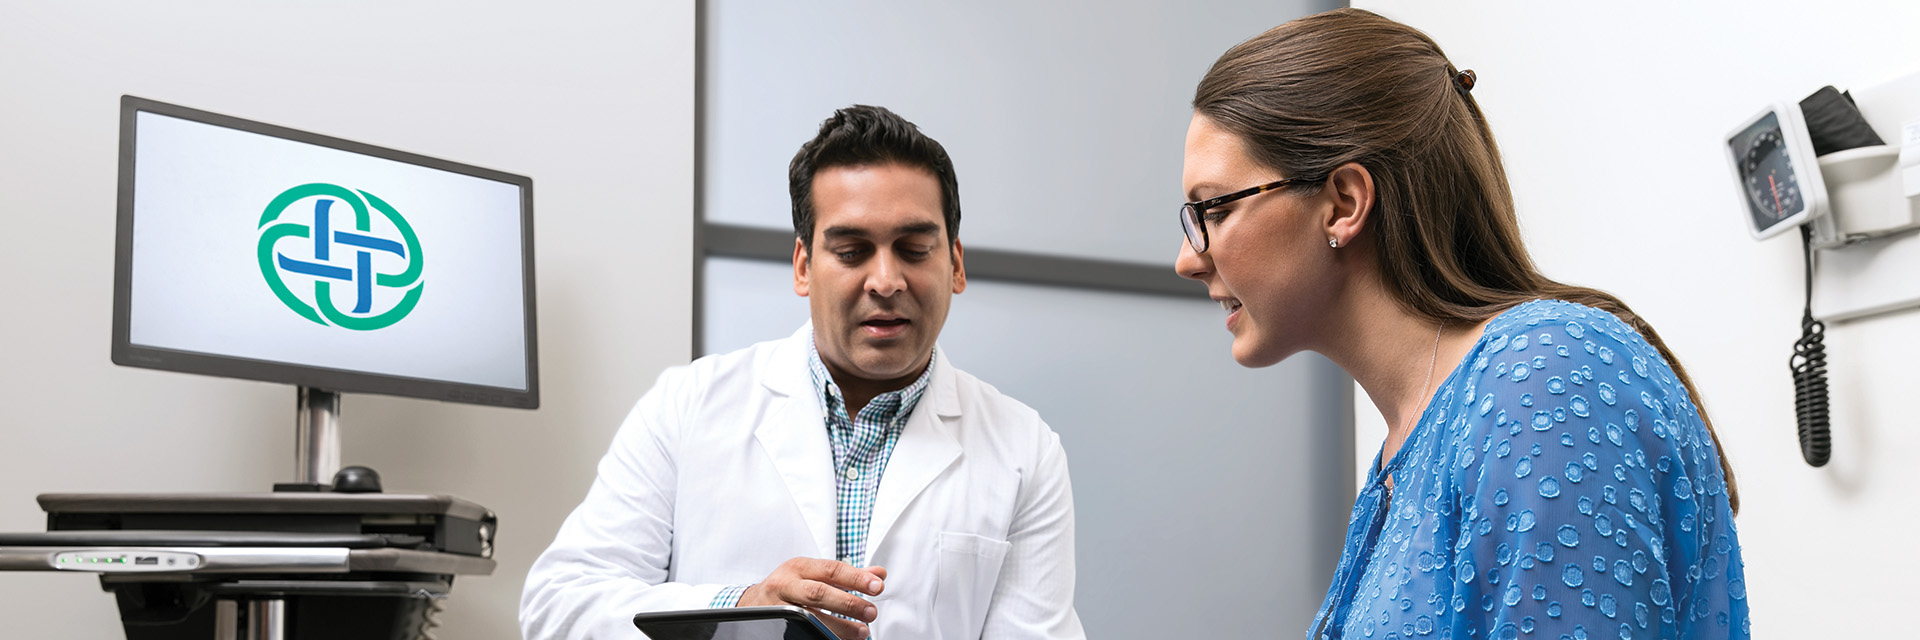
[1387,322,1444,501]
[1316,322,1448,640]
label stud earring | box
[1328,238,1339,248]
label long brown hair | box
[1194,8,1738,513]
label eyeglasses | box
[1179,177,1314,253]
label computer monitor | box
[111,96,539,409]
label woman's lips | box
[1219,298,1243,330]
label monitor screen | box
[111,96,538,409]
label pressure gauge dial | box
[1740,127,1804,221]
[1726,104,1828,240]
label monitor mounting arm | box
[293,387,340,488]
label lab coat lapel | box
[866,350,962,560]
[754,328,838,559]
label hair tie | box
[1454,69,1477,95]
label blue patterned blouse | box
[1311,300,1748,640]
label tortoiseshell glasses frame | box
[1179,177,1315,253]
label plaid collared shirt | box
[710,338,935,609]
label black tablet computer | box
[633,605,843,640]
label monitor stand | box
[276,387,340,492]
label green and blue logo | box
[257,183,423,330]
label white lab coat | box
[521,326,1084,640]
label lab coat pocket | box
[933,531,1011,640]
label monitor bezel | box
[111,95,540,410]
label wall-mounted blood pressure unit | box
[1724,85,1910,469]
[1727,87,1917,250]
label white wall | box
[0,2,692,638]
[1350,2,1920,636]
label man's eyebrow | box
[895,222,941,237]
[821,226,870,240]
[820,222,943,239]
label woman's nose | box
[1175,236,1211,282]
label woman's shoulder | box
[1470,299,1675,390]
[1419,303,1744,640]
[1448,298,1697,456]
[1482,299,1644,349]
[1440,297,1712,492]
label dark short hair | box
[789,105,960,250]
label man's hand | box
[737,557,888,639]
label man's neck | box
[825,356,931,416]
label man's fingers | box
[814,559,885,595]
[755,558,883,625]
[811,609,869,640]
[783,580,876,623]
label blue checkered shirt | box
[709,339,935,609]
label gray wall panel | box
[700,1,1350,636]
[703,0,1341,264]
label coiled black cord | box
[416,594,445,640]
[1789,225,1831,466]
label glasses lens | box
[1180,204,1206,252]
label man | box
[521,105,1083,640]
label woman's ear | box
[1322,162,1374,248]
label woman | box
[1173,9,1747,640]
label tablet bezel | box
[632,605,843,640]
